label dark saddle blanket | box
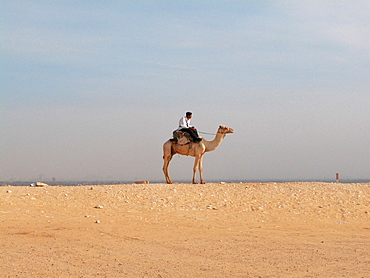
[171,130,192,145]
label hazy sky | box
[1,1,369,182]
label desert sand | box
[1,182,369,278]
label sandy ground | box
[1,182,369,278]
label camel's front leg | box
[198,155,205,184]
[192,155,203,184]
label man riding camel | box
[177,111,202,142]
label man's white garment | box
[178,117,193,130]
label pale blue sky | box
[1,1,369,182]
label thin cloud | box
[1,1,369,181]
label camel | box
[162,125,234,184]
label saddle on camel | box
[170,130,202,145]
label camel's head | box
[218,125,234,134]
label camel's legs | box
[198,155,205,184]
[162,141,174,184]
[162,154,173,184]
[192,154,203,184]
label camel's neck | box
[204,131,226,152]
